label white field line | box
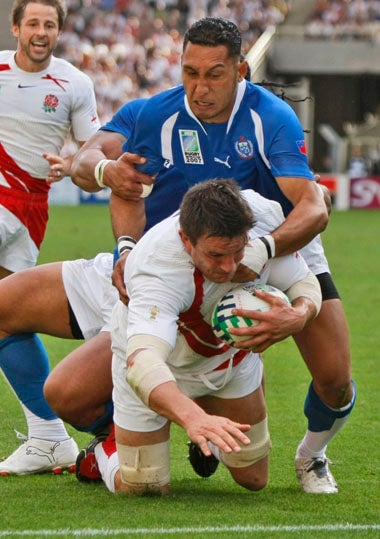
[0,524,379,536]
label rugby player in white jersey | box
[80,179,322,495]
[0,0,100,474]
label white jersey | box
[0,51,100,179]
[119,189,311,377]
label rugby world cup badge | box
[235,136,254,160]
[179,130,204,164]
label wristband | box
[117,235,137,256]
[94,159,113,188]
[258,234,275,259]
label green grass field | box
[0,205,379,538]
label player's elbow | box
[318,205,329,232]
[71,168,100,192]
[70,154,101,193]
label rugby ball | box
[212,283,290,346]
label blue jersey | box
[102,99,187,231]
[101,98,146,140]
[126,80,314,216]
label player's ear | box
[179,229,192,252]
[12,24,20,39]
[238,58,249,82]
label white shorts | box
[112,346,263,432]
[62,253,118,340]
[299,235,330,276]
[0,206,38,271]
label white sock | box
[21,404,70,441]
[296,433,327,460]
[296,413,351,460]
[299,380,356,461]
[95,442,119,493]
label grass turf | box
[0,206,379,538]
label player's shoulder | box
[115,98,148,122]
[102,98,149,135]
[0,50,14,65]
[49,56,94,85]
[135,212,186,263]
[138,85,185,119]
[128,214,191,286]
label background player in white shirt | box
[0,0,100,474]
[89,179,322,495]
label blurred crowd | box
[57,0,291,124]
[305,0,380,39]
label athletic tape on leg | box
[220,417,271,468]
[117,440,170,493]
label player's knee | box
[221,418,271,491]
[44,376,80,420]
[233,469,268,491]
[313,378,354,408]
[244,476,268,492]
[43,376,62,411]
[313,365,352,388]
[117,440,170,496]
[221,418,271,466]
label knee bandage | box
[117,440,170,494]
[219,417,271,468]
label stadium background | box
[0,4,378,534]
[1,0,380,209]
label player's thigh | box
[195,384,266,426]
[45,331,113,410]
[293,298,351,385]
[0,262,71,337]
[115,421,170,447]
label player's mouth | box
[31,40,48,50]
[194,100,214,110]
[211,272,233,283]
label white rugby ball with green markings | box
[212,283,290,346]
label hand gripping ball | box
[212,283,290,346]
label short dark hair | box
[179,179,254,245]
[183,17,242,59]
[11,0,67,30]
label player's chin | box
[192,103,216,120]
[210,273,233,283]
[30,50,51,64]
